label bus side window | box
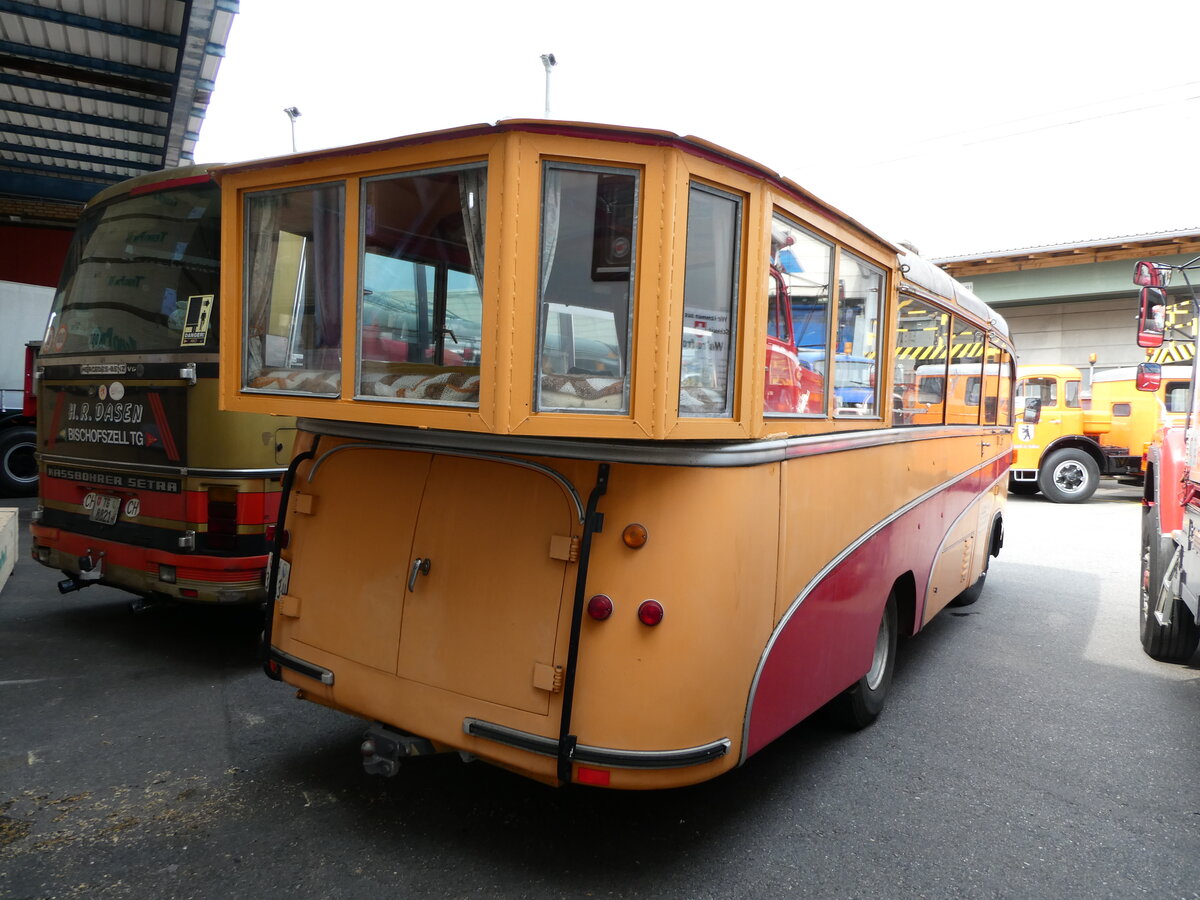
[679,183,741,418]
[833,250,884,418]
[243,182,345,396]
[946,319,984,424]
[893,297,949,426]
[765,215,831,417]
[357,166,486,406]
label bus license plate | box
[89,494,121,525]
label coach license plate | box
[89,493,121,525]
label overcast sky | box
[193,0,1200,259]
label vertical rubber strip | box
[260,436,320,679]
[556,463,610,785]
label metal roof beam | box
[0,40,174,85]
[0,72,172,113]
[0,140,158,172]
[0,121,158,154]
[0,1,180,48]
[0,99,166,136]
[163,1,224,168]
[0,159,125,183]
[0,53,173,98]
[0,169,110,202]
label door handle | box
[408,557,431,592]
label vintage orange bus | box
[30,166,293,606]
[216,121,1015,789]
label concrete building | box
[935,230,1200,377]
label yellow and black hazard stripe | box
[1146,342,1195,363]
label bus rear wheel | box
[1140,508,1200,662]
[836,592,897,729]
[1038,448,1099,503]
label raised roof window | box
[536,164,638,413]
[357,165,486,406]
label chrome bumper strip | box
[269,646,334,686]
[463,718,730,769]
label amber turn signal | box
[622,523,648,549]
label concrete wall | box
[1002,296,1141,372]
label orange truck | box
[1012,364,1190,502]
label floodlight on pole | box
[540,54,556,118]
[283,106,301,152]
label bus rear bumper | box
[30,524,267,604]
[462,718,732,770]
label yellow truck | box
[1012,364,1190,502]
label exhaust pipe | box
[57,577,89,594]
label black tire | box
[1139,507,1200,662]
[1008,480,1040,496]
[0,426,38,496]
[835,592,898,729]
[1038,448,1100,503]
[949,562,988,608]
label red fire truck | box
[1134,256,1200,661]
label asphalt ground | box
[1,480,1198,899]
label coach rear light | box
[159,564,177,584]
[622,523,648,549]
[637,599,665,626]
[587,594,614,620]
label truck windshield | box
[43,181,220,356]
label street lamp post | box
[540,54,556,118]
[283,106,301,152]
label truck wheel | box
[1038,448,1099,503]
[0,427,38,496]
[1139,508,1200,662]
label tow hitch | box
[57,550,104,594]
[360,722,438,777]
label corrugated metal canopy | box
[0,0,237,212]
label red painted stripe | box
[745,469,997,757]
[146,392,180,461]
[31,525,267,580]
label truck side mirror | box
[1022,396,1041,424]
[1137,287,1167,348]
[1133,260,1166,287]
[1136,362,1162,392]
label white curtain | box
[458,167,487,297]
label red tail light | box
[637,599,665,626]
[206,486,239,551]
[587,594,614,620]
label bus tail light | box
[576,766,611,786]
[637,599,665,626]
[622,523,648,548]
[206,486,239,551]
[587,594,613,620]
